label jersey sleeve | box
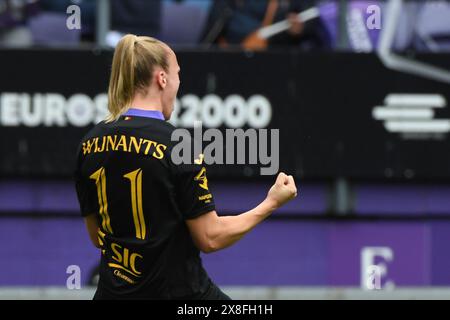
[173,161,216,220]
[74,147,98,218]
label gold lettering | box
[82,139,95,155]
[111,243,123,263]
[130,253,143,275]
[93,138,100,153]
[106,135,118,151]
[152,144,167,160]
[142,139,157,155]
[123,248,129,269]
[113,270,135,284]
[198,194,212,201]
[109,244,143,278]
[115,135,128,152]
[96,136,107,153]
[129,137,143,154]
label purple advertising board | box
[0,218,98,286]
[329,222,429,287]
[430,221,450,285]
[1,218,450,287]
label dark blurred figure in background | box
[0,0,39,46]
[201,0,330,50]
[106,0,161,47]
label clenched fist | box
[267,172,298,209]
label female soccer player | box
[74,34,297,300]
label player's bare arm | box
[186,172,297,253]
[84,214,101,248]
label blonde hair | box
[106,34,170,123]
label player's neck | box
[130,94,164,113]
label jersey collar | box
[123,108,165,120]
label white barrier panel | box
[1,287,450,300]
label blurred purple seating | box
[159,1,210,46]
[416,1,450,51]
[318,1,339,49]
[28,12,81,46]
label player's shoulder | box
[146,119,177,137]
[136,118,179,146]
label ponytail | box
[106,35,169,123]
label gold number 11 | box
[90,168,146,240]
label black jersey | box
[74,110,215,299]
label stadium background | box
[1,0,450,299]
